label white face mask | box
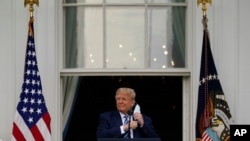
[133,104,141,113]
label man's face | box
[115,92,134,114]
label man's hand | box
[133,112,144,127]
[124,121,138,131]
[129,121,138,129]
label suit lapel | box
[112,111,123,126]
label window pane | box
[64,7,78,68]
[148,6,185,68]
[106,0,144,4]
[171,6,186,67]
[106,7,145,69]
[64,0,102,3]
[148,0,185,3]
[79,7,103,68]
[64,7,104,68]
[64,0,186,4]
[148,7,173,69]
[64,4,186,69]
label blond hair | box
[115,87,136,100]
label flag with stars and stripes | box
[195,17,233,141]
[11,17,51,141]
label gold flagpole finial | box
[197,0,212,16]
[24,0,39,18]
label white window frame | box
[58,0,196,140]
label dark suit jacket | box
[96,110,159,138]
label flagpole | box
[197,0,212,35]
[197,0,212,17]
[12,0,52,140]
[24,0,39,18]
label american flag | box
[12,17,51,141]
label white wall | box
[237,0,250,124]
[0,0,250,141]
[0,1,17,140]
[0,0,59,141]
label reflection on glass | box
[78,7,103,68]
[106,7,145,69]
[148,6,185,68]
[148,7,174,69]
[64,2,186,69]
[65,7,104,68]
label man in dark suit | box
[96,87,159,139]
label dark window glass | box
[64,76,183,141]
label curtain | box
[62,2,80,139]
[172,0,186,67]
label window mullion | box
[145,3,149,68]
[103,1,107,68]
